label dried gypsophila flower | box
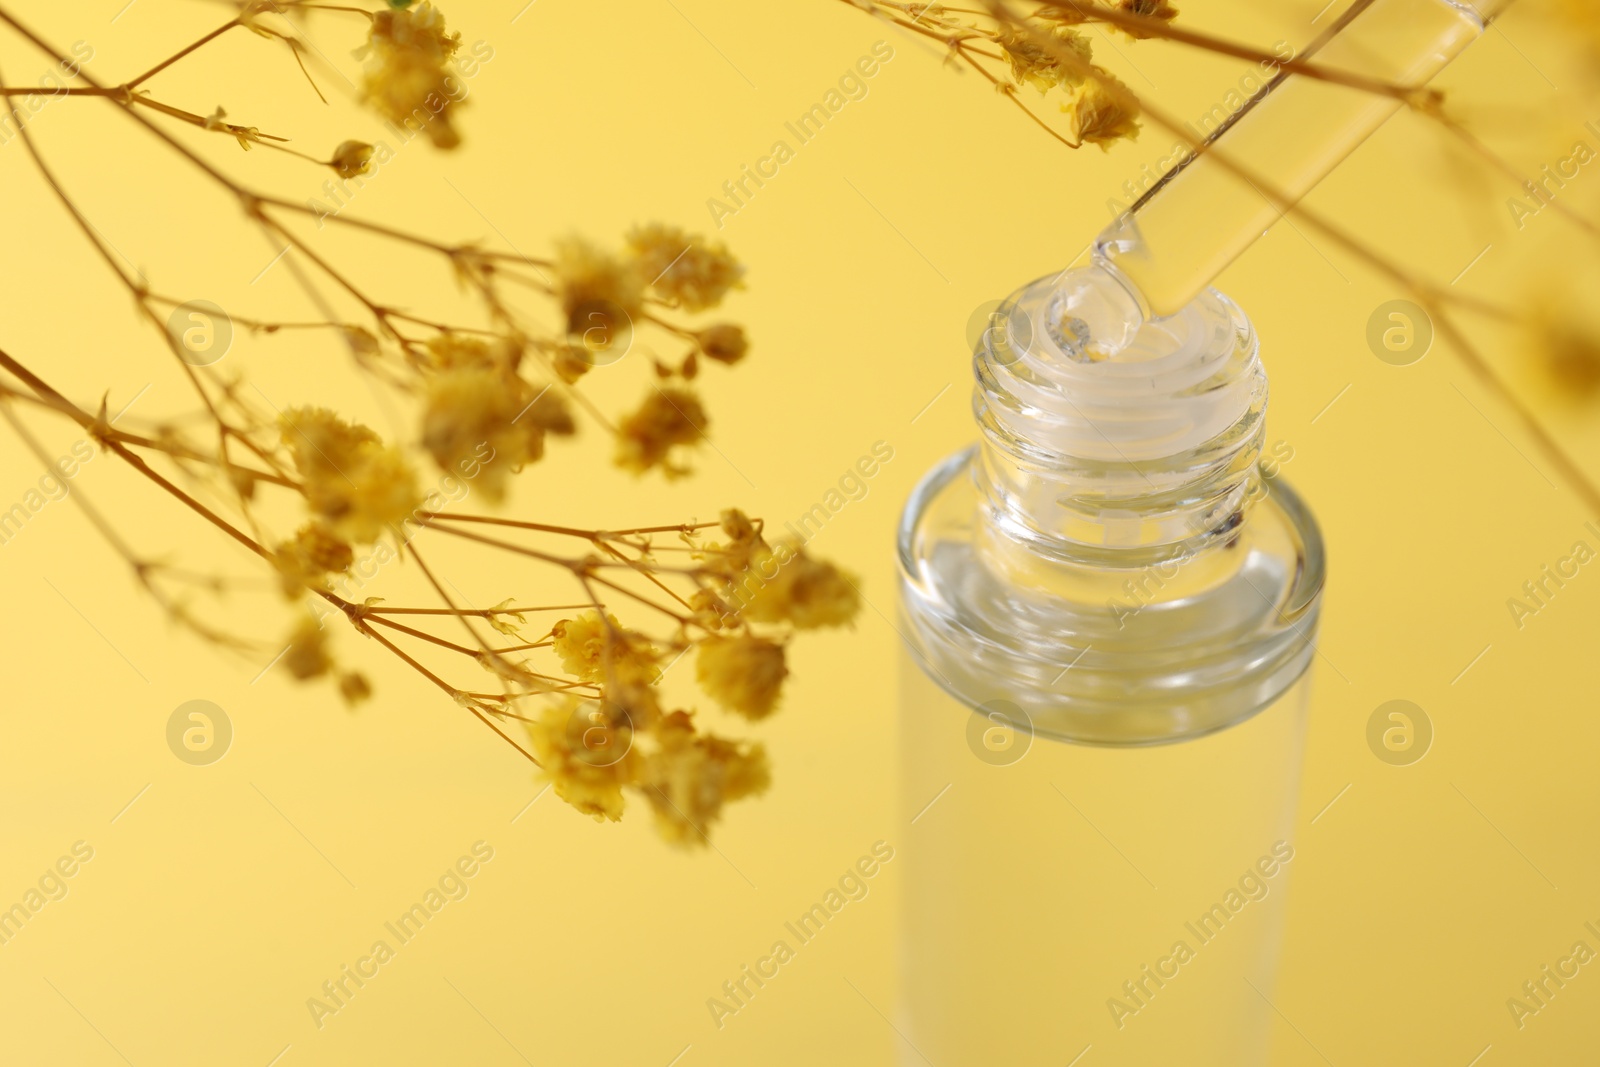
[713,540,861,631]
[279,407,424,544]
[419,336,574,502]
[358,1,466,149]
[642,711,770,847]
[526,699,641,822]
[330,140,376,179]
[339,672,373,707]
[421,369,573,500]
[284,614,333,680]
[1061,73,1142,150]
[998,23,1093,93]
[554,236,646,339]
[547,340,595,384]
[1112,0,1181,39]
[551,610,658,684]
[696,632,788,720]
[615,387,708,477]
[628,224,746,313]
[272,522,354,598]
[695,323,749,365]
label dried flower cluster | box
[281,407,423,543]
[522,508,857,841]
[845,0,1148,150]
[357,1,464,149]
[0,0,855,847]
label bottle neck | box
[971,265,1268,568]
[896,265,1325,744]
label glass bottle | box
[896,265,1323,1066]
[893,3,1508,1060]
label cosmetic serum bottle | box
[895,1,1506,1062]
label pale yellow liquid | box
[898,658,1310,1066]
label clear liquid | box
[898,659,1309,1067]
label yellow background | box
[0,1,1597,1064]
